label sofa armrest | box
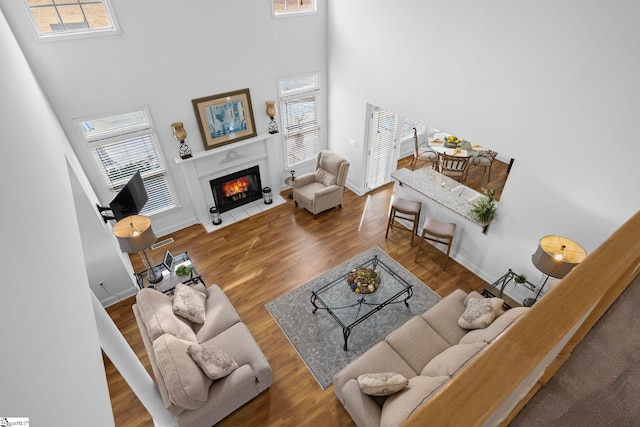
[341,379,383,427]
[292,173,316,187]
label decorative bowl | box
[347,267,382,294]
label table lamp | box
[113,215,163,284]
[525,235,587,306]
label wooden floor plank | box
[103,157,496,426]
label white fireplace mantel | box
[175,132,282,226]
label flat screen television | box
[109,171,149,221]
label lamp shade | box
[112,215,157,253]
[171,121,187,142]
[531,235,587,279]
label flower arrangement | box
[347,267,382,294]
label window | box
[272,0,316,16]
[23,0,119,39]
[279,73,322,168]
[78,109,177,217]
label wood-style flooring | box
[103,156,506,426]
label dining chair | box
[469,150,498,183]
[410,128,438,170]
[438,153,471,182]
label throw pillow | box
[187,341,239,380]
[173,283,206,324]
[357,372,409,396]
[458,297,504,329]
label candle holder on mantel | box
[265,101,279,134]
[171,121,192,159]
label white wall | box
[0,9,114,424]
[0,0,327,303]
[327,0,640,282]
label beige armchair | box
[293,150,350,217]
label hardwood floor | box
[103,157,492,426]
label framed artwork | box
[162,250,174,272]
[192,88,257,150]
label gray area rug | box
[265,246,441,389]
[510,273,640,426]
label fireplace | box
[210,165,263,213]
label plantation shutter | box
[367,109,398,189]
[92,131,175,216]
[281,93,321,167]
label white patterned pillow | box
[458,297,504,329]
[188,341,239,380]
[357,372,409,396]
[172,283,206,324]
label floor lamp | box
[525,235,587,307]
[113,215,163,284]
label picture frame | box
[192,88,257,150]
[162,250,174,273]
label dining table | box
[428,138,488,157]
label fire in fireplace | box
[210,165,262,213]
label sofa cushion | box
[421,289,469,345]
[193,285,242,343]
[188,341,239,380]
[152,334,213,410]
[173,283,207,324]
[460,307,530,344]
[333,341,418,405]
[421,342,487,377]
[458,297,504,329]
[136,288,196,342]
[357,373,409,396]
[385,316,451,374]
[380,375,449,427]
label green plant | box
[468,187,497,224]
[175,265,192,277]
[514,274,527,284]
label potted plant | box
[514,273,527,284]
[468,187,497,229]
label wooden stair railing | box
[404,210,640,427]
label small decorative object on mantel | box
[347,267,382,294]
[514,273,528,285]
[265,100,279,134]
[171,121,192,159]
[468,187,497,233]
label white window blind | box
[80,109,176,217]
[279,74,321,168]
[367,109,398,189]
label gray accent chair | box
[293,150,350,217]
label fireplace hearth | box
[210,165,263,213]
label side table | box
[134,252,204,295]
[284,176,295,199]
[481,269,537,309]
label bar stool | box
[385,197,422,246]
[415,217,457,270]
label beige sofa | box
[333,289,529,427]
[293,150,350,217]
[133,283,272,427]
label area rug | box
[265,246,441,389]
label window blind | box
[281,93,320,167]
[367,109,398,189]
[92,131,175,216]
